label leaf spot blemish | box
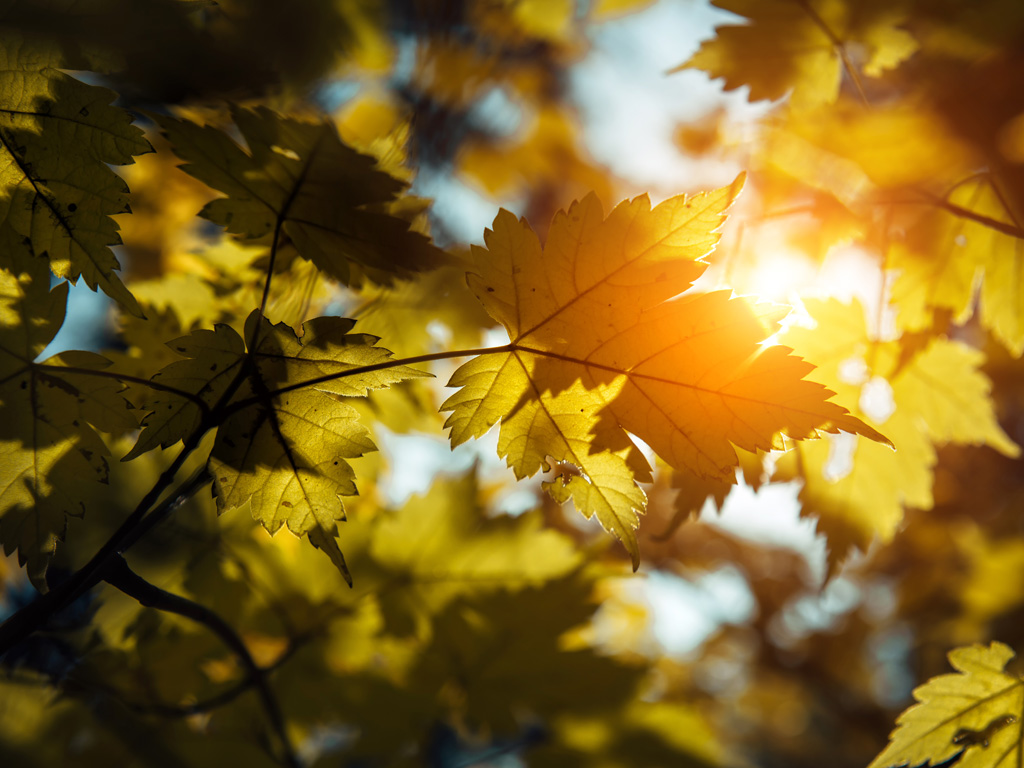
[952,714,1018,748]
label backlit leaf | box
[0,32,150,314]
[443,177,886,566]
[775,299,1018,567]
[870,642,1024,768]
[0,262,134,584]
[369,472,580,635]
[125,310,428,583]
[891,177,1024,356]
[156,106,444,286]
[677,0,917,110]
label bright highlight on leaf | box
[444,176,888,567]
[871,642,1024,768]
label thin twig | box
[104,556,301,768]
[36,363,214,417]
[91,633,307,719]
[0,429,206,655]
[916,189,1024,239]
[0,348,254,656]
[794,0,869,106]
[223,344,513,415]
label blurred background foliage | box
[2,1,1024,767]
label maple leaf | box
[774,299,1019,569]
[0,33,151,314]
[870,642,1024,768]
[676,0,917,110]
[0,262,135,585]
[443,177,887,567]
[155,106,445,286]
[891,177,1024,356]
[124,311,428,583]
[369,472,580,636]
[408,577,642,735]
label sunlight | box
[744,247,817,303]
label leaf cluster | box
[0,2,1023,768]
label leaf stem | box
[253,127,324,348]
[914,189,1024,239]
[224,343,515,415]
[104,556,300,768]
[36,362,213,417]
[118,465,213,554]
[256,216,285,336]
[794,0,869,106]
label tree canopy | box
[1,1,1023,767]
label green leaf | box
[156,106,445,286]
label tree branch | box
[104,556,300,768]
[916,189,1024,239]
[95,632,307,720]
[0,355,252,657]
[0,429,207,656]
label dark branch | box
[104,556,300,768]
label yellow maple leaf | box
[155,106,444,286]
[124,311,428,583]
[369,472,580,636]
[675,0,917,109]
[443,178,886,567]
[871,642,1024,768]
[676,0,917,111]
[775,299,1018,568]
[0,33,151,314]
[891,177,1024,356]
[0,262,135,584]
